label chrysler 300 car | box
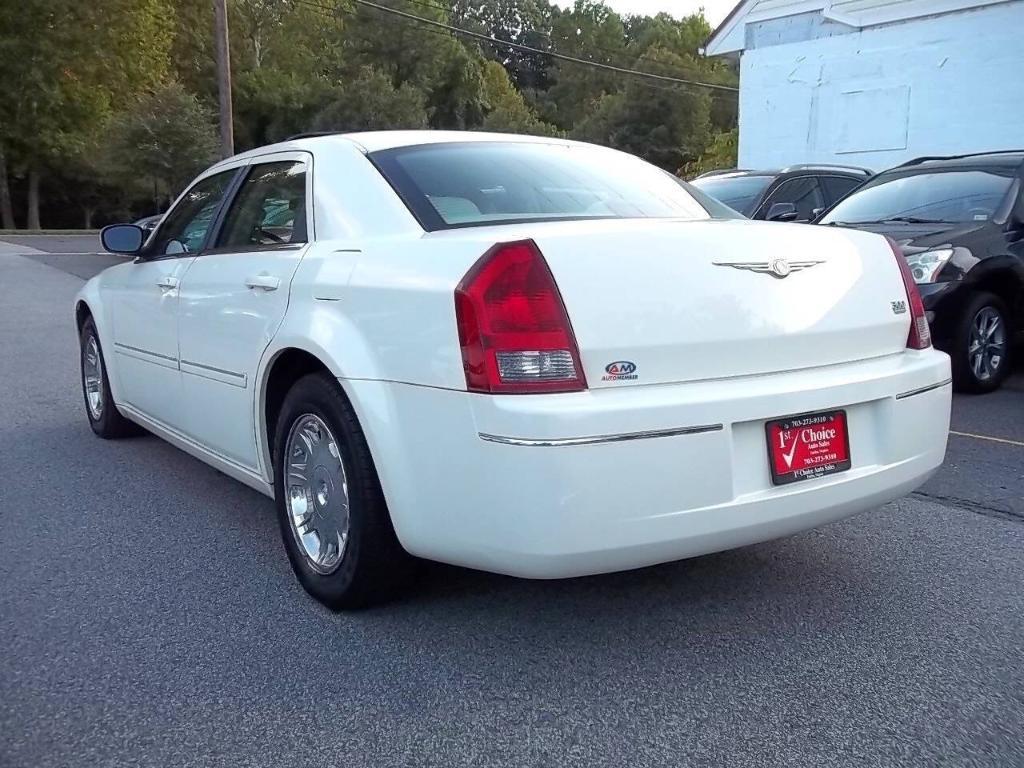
[77,132,951,608]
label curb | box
[0,230,101,235]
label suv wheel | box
[950,292,1011,393]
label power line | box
[298,0,720,102]
[300,0,738,93]
[400,0,726,84]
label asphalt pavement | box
[2,235,1023,767]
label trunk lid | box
[521,218,911,387]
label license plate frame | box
[765,409,852,486]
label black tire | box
[273,372,411,609]
[79,317,141,438]
[948,291,1012,394]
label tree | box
[682,128,739,178]
[234,68,336,147]
[572,46,712,171]
[450,0,555,93]
[0,0,171,227]
[312,68,429,132]
[479,61,560,135]
[541,0,627,129]
[101,82,221,211]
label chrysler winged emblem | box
[712,258,824,279]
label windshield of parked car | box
[820,168,1015,225]
[370,142,712,230]
[689,174,772,216]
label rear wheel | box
[949,292,1011,393]
[272,372,410,609]
[79,317,140,438]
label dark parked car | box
[690,165,872,221]
[817,150,1024,393]
[133,214,163,240]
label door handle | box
[245,274,280,292]
[156,276,179,291]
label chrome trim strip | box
[113,341,176,362]
[478,424,724,447]
[895,378,952,400]
[180,358,247,388]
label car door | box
[756,176,825,221]
[107,169,237,427]
[176,153,312,471]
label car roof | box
[216,131,584,169]
[695,164,872,181]
[892,150,1024,172]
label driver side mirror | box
[766,202,799,222]
[100,224,145,255]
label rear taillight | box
[887,236,931,350]
[454,239,586,394]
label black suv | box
[817,150,1024,393]
[690,165,872,221]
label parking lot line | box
[950,430,1024,448]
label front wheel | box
[79,317,141,438]
[272,372,411,609]
[949,292,1012,393]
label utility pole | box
[213,0,234,158]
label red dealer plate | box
[765,410,852,486]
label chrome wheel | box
[83,335,104,420]
[284,414,349,575]
[968,306,1006,383]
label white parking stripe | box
[950,430,1024,448]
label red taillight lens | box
[887,236,931,350]
[454,240,586,394]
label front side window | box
[821,175,864,205]
[371,142,710,231]
[690,174,772,216]
[820,169,1016,225]
[217,161,308,249]
[760,177,824,221]
[152,170,234,256]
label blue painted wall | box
[738,2,1024,172]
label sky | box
[554,0,737,26]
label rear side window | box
[370,142,709,231]
[217,161,307,249]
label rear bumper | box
[346,350,951,578]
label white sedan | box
[76,131,952,608]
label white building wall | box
[737,2,1024,170]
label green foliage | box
[683,128,740,178]
[573,46,711,171]
[479,61,560,136]
[0,0,739,226]
[0,0,172,167]
[101,82,221,205]
[235,68,335,147]
[312,68,429,132]
[542,0,627,128]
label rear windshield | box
[820,168,1016,225]
[690,174,772,216]
[370,142,711,231]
